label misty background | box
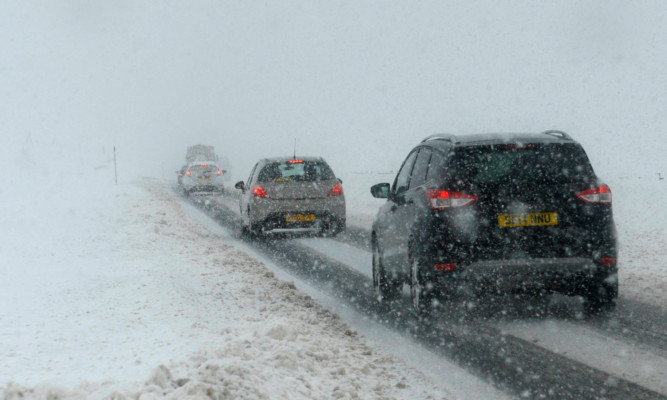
[1,0,665,184]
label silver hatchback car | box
[235,157,346,238]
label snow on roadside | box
[1,175,449,399]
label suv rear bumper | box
[433,257,617,295]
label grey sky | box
[2,0,665,181]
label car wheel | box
[323,218,345,238]
[247,208,262,240]
[409,246,434,317]
[583,278,617,314]
[372,236,400,305]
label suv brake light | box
[576,184,612,204]
[252,186,268,198]
[186,170,191,176]
[425,189,477,209]
[217,170,222,175]
[329,182,343,196]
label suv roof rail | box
[541,130,573,140]
[421,133,458,144]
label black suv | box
[371,131,617,314]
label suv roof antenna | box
[293,139,296,159]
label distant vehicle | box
[181,162,226,195]
[177,165,187,186]
[186,144,218,164]
[235,157,346,238]
[371,131,618,315]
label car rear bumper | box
[260,211,345,234]
[250,198,345,228]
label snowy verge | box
[1,177,448,399]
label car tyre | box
[372,236,400,305]
[247,208,262,240]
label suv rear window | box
[447,143,594,186]
[257,161,335,182]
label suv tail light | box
[600,257,616,267]
[576,184,612,204]
[217,170,222,175]
[186,170,191,176]
[425,189,477,209]
[329,182,343,196]
[252,186,268,198]
[435,263,456,272]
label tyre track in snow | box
[188,193,665,400]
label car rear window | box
[257,161,335,182]
[190,164,218,174]
[447,143,595,186]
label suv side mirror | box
[370,183,390,199]
[234,181,245,191]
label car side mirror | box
[222,170,228,174]
[370,183,390,199]
[234,181,245,191]
[337,178,343,184]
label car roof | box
[260,156,326,163]
[420,130,576,149]
[187,161,219,167]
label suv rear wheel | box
[583,278,618,314]
[409,246,435,317]
[372,237,400,304]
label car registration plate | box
[498,212,558,227]
[198,176,211,180]
[285,214,316,222]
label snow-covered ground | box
[0,140,513,399]
[1,135,664,398]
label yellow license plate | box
[498,212,558,227]
[285,214,316,222]
[198,176,211,180]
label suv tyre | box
[372,237,400,304]
[409,245,435,317]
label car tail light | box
[252,186,268,198]
[435,263,456,272]
[425,189,477,209]
[217,170,222,175]
[329,182,343,196]
[200,163,208,166]
[600,257,616,267]
[576,184,612,204]
[186,170,191,176]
